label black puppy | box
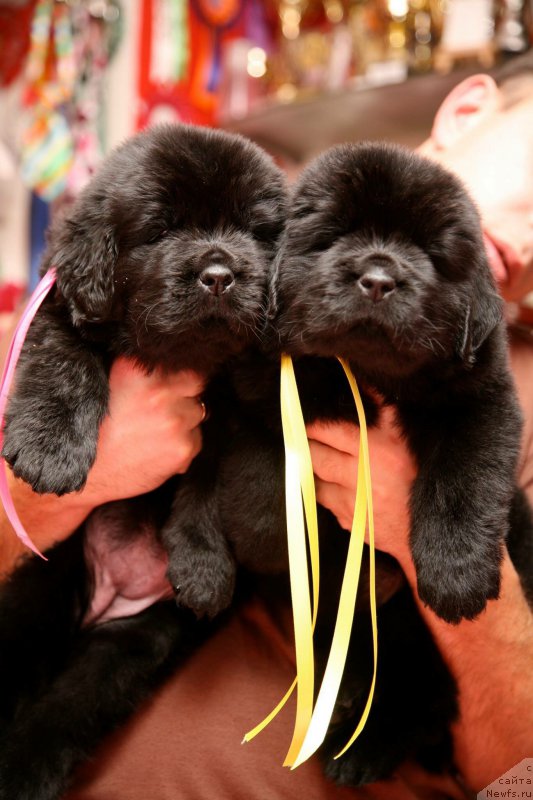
[3,121,287,617]
[212,141,531,784]
[0,123,287,800]
[219,141,524,622]
[275,141,523,625]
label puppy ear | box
[258,249,282,353]
[46,211,117,326]
[456,288,503,367]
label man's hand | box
[1,357,206,573]
[83,358,206,505]
[306,406,416,567]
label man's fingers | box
[308,438,357,487]
[306,420,360,456]
[172,427,203,474]
[111,357,206,398]
[170,396,208,431]
[167,369,206,398]
[314,477,354,533]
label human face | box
[428,92,533,302]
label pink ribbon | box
[0,268,57,558]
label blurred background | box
[0,0,532,316]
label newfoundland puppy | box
[210,141,532,784]
[3,122,288,618]
[0,123,287,800]
[274,141,524,624]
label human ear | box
[430,74,502,151]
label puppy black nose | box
[358,268,396,303]
[199,265,235,296]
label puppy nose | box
[358,267,396,303]
[199,265,235,296]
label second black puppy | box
[275,141,523,624]
[213,141,529,784]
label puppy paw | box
[413,546,501,624]
[323,747,397,787]
[2,419,95,495]
[166,533,236,619]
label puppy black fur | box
[275,141,523,625]
[212,142,532,784]
[3,123,285,492]
[3,122,288,618]
[0,123,287,799]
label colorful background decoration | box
[137,0,262,127]
[0,1,37,88]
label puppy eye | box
[147,229,169,244]
[251,220,283,244]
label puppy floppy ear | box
[260,248,283,352]
[456,287,503,367]
[46,210,117,327]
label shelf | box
[221,68,479,163]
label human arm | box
[0,356,205,578]
[307,403,533,790]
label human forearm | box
[396,549,533,790]
[0,469,95,577]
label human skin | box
[0,357,205,577]
[308,77,533,790]
[418,73,533,303]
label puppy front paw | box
[166,529,236,619]
[413,542,501,624]
[2,416,96,495]
[325,757,394,788]
[323,741,398,787]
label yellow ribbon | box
[243,355,377,767]
[242,354,319,748]
[333,358,378,760]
